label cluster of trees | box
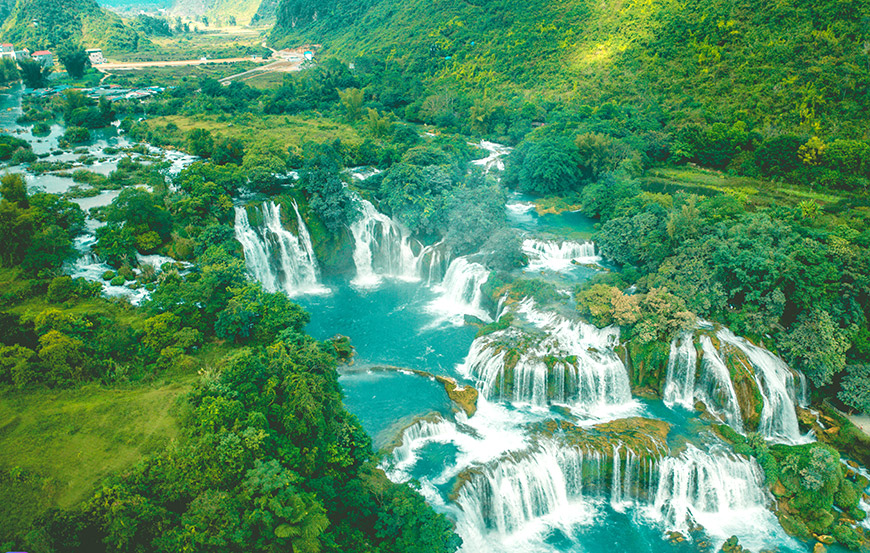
[0,174,84,276]
[0,156,462,551]
[572,171,869,406]
[10,316,460,553]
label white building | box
[32,50,53,67]
[0,43,15,61]
[86,48,105,65]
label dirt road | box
[96,57,268,71]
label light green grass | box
[147,113,362,150]
[642,166,845,207]
[0,382,188,507]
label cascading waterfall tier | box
[427,257,492,324]
[521,238,600,272]
[348,196,447,287]
[234,200,326,296]
[453,439,781,550]
[661,326,806,442]
[716,329,804,442]
[460,299,632,412]
[648,445,783,548]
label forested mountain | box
[1,0,145,53]
[272,0,870,138]
[168,0,266,26]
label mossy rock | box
[719,344,763,431]
[777,512,812,540]
[529,417,670,457]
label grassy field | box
[243,71,289,89]
[641,166,847,208]
[146,113,362,150]
[0,379,190,537]
[111,27,271,63]
[105,61,262,87]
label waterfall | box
[662,333,698,409]
[697,336,745,433]
[456,443,606,536]
[460,300,632,412]
[234,201,325,296]
[427,257,491,324]
[471,140,511,173]
[522,238,600,272]
[716,329,804,443]
[390,418,458,475]
[415,239,450,286]
[650,445,778,544]
[661,328,802,439]
[348,197,429,287]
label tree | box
[0,199,33,266]
[781,309,850,387]
[22,224,76,274]
[18,57,51,88]
[242,460,329,553]
[95,224,137,267]
[59,47,91,79]
[1,173,28,206]
[338,87,365,121]
[212,136,245,165]
[187,128,214,158]
[38,330,87,385]
[504,137,583,194]
[839,365,870,414]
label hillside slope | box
[169,0,267,25]
[1,0,145,53]
[271,0,870,137]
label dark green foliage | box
[187,128,214,158]
[504,137,582,195]
[58,47,91,79]
[839,365,870,414]
[0,58,19,86]
[17,58,51,89]
[62,126,91,144]
[135,14,171,36]
[0,134,32,161]
[212,136,245,166]
[0,177,82,274]
[2,0,142,54]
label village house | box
[31,50,53,67]
[86,48,105,65]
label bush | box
[62,126,91,144]
[10,148,37,165]
[32,122,51,136]
[46,276,76,303]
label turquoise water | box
[339,369,455,449]
[300,278,477,375]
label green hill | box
[167,0,270,26]
[1,0,145,54]
[271,0,870,138]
